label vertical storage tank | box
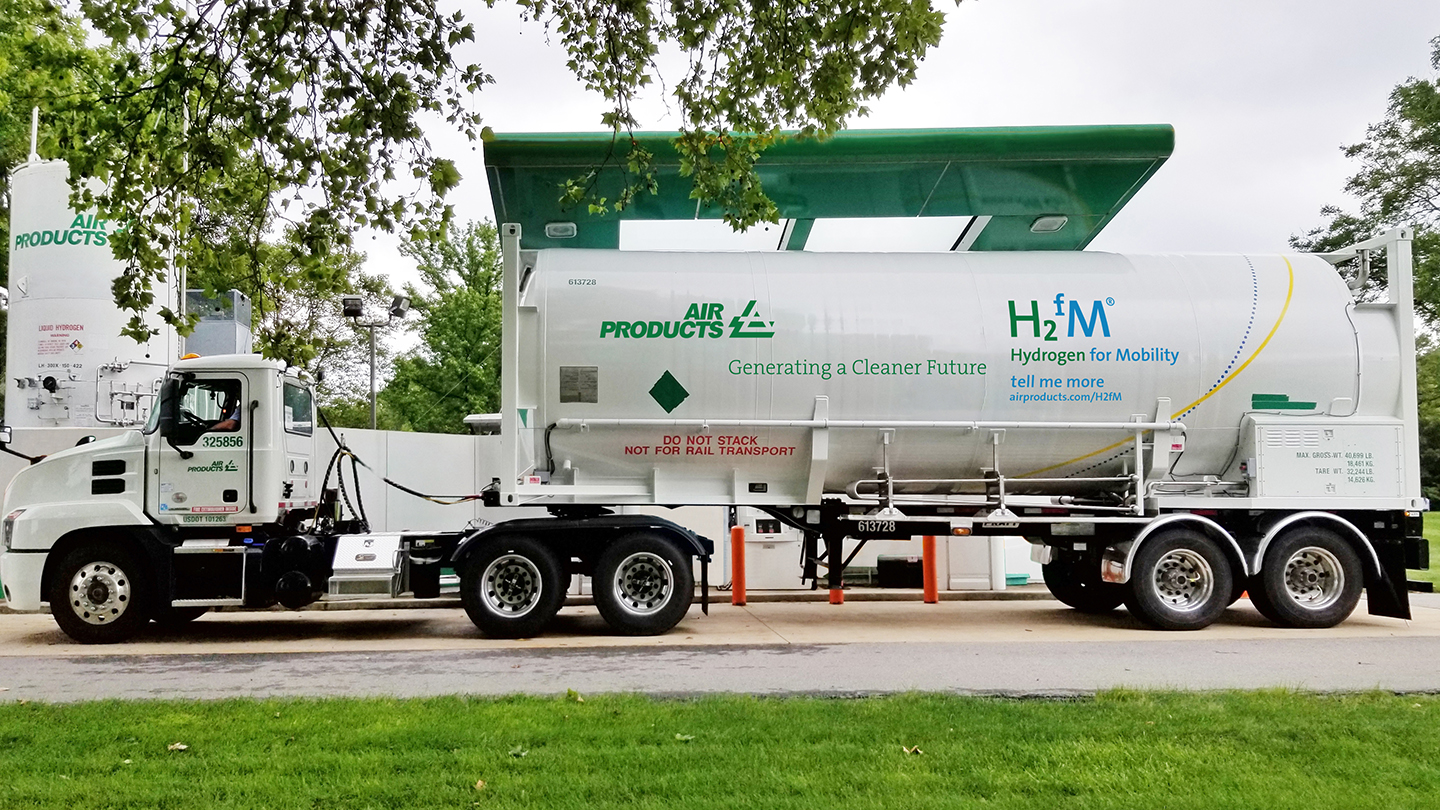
[5,159,177,427]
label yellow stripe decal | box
[1167,256,1295,420]
[1015,256,1296,478]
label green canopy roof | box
[483,125,1173,251]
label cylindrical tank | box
[529,249,1397,501]
[6,159,177,427]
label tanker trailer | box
[489,223,1428,632]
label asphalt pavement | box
[3,593,1440,701]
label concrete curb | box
[1,585,1057,615]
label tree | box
[220,228,397,422]
[52,0,953,341]
[1293,35,1440,499]
[1420,337,1440,501]
[1,1,105,413]
[1,1,98,272]
[379,221,501,434]
[1291,36,1440,324]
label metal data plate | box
[559,366,598,403]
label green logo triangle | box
[649,371,690,413]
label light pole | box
[342,295,411,429]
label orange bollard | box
[922,535,939,604]
[829,588,845,605]
[730,525,746,606]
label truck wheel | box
[1123,529,1232,631]
[460,536,565,638]
[1041,556,1126,613]
[47,543,151,644]
[152,606,209,628]
[593,533,694,635]
[1249,527,1362,628]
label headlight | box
[3,509,24,551]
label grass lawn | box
[1407,512,1440,587]
[1,691,1438,809]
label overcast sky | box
[363,0,1440,284]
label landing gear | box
[1123,529,1234,631]
[48,543,151,644]
[460,536,566,638]
[1249,527,1363,629]
[593,533,694,635]
[1041,555,1126,614]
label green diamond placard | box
[649,371,690,413]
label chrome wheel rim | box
[482,554,542,617]
[612,552,673,616]
[1283,546,1344,610]
[1152,549,1214,612]
[69,561,132,625]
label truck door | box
[155,374,249,523]
[281,380,316,512]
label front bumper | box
[0,550,46,611]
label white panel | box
[384,431,479,531]
[947,536,997,590]
[1256,421,1403,498]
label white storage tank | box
[6,159,177,427]
[524,249,1399,502]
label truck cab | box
[0,355,319,638]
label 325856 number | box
[200,435,244,448]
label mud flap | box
[1366,538,1412,620]
[700,555,709,615]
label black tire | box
[1123,529,1233,631]
[152,606,209,628]
[593,533,695,635]
[1041,555,1127,613]
[47,542,152,644]
[1249,527,1363,629]
[459,536,566,638]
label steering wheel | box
[178,410,210,429]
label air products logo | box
[13,215,127,250]
[1008,293,1113,341]
[600,301,776,339]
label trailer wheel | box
[47,543,151,644]
[1123,529,1232,630]
[593,533,694,636]
[1041,556,1126,613]
[1249,527,1362,628]
[460,536,566,638]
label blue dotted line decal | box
[1067,448,1131,478]
[1065,257,1261,479]
[1176,256,1258,420]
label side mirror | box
[157,377,180,438]
[157,377,193,459]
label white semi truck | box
[0,223,1429,642]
